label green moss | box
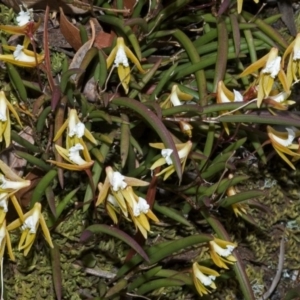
[0,4,15,25]
[51,52,67,75]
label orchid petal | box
[278,70,289,92]
[117,65,130,94]
[83,128,97,145]
[96,179,110,206]
[150,157,167,170]
[5,228,15,261]
[149,142,166,149]
[40,214,54,248]
[106,204,118,224]
[123,176,149,187]
[106,46,118,69]
[125,47,146,74]
[47,160,94,171]
[240,53,268,77]
[176,87,193,101]
[274,147,296,170]
[53,119,69,142]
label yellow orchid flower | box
[266,90,294,111]
[0,193,9,225]
[149,140,192,180]
[192,262,220,296]
[217,81,244,104]
[240,47,288,107]
[160,85,193,109]
[179,121,193,138]
[0,193,25,224]
[217,81,243,134]
[96,166,159,239]
[47,143,94,171]
[237,0,259,14]
[106,37,146,94]
[53,109,97,147]
[209,237,237,269]
[127,192,158,239]
[238,87,293,111]
[267,126,300,170]
[0,5,40,49]
[53,109,97,161]
[0,159,30,222]
[282,33,300,89]
[7,203,53,256]
[0,173,30,192]
[226,174,248,217]
[0,159,31,194]
[0,44,44,68]
[232,202,248,217]
[0,220,15,261]
[0,91,23,147]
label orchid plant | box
[0,1,299,299]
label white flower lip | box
[0,223,5,246]
[211,241,235,257]
[16,5,33,26]
[178,143,191,159]
[0,174,29,190]
[233,90,243,102]
[271,127,296,147]
[293,50,300,60]
[68,143,86,165]
[0,198,8,213]
[183,123,191,130]
[21,209,39,234]
[69,122,85,138]
[170,91,182,106]
[133,197,149,217]
[110,171,127,191]
[194,268,216,286]
[13,45,24,59]
[262,56,281,78]
[269,91,289,103]
[13,44,35,63]
[137,197,149,214]
[0,96,7,122]
[161,149,173,165]
[107,194,119,207]
[114,46,129,67]
[0,193,8,213]
[219,87,230,103]
[219,86,243,103]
